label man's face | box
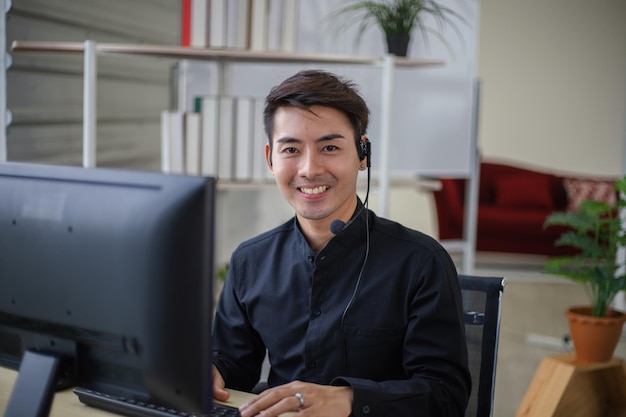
[265,105,363,225]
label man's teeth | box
[300,186,329,195]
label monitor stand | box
[4,350,66,417]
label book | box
[218,96,235,180]
[180,0,192,46]
[266,0,283,51]
[234,97,255,181]
[160,110,185,174]
[185,112,202,175]
[237,0,251,49]
[226,0,250,49]
[281,0,299,52]
[191,0,210,47]
[209,0,227,48]
[174,60,214,113]
[249,0,269,51]
[197,94,270,182]
[199,96,220,177]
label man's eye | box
[323,145,338,152]
[281,147,298,154]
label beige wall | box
[385,0,626,238]
[477,0,626,176]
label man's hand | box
[212,365,230,402]
[239,381,352,417]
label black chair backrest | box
[458,274,505,417]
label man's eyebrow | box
[275,137,301,145]
[317,134,346,142]
[275,134,346,145]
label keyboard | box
[73,387,241,417]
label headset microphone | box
[329,202,367,235]
[330,219,346,235]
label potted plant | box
[214,263,229,303]
[329,0,465,57]
[543,176,626,363]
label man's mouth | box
[299,186,329,195]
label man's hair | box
[263,70,370,155]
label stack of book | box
[161,95,272,182]
[180,0,299,52]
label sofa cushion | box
[478,206,552,238]
[563,178,616,211]
[493,175,554,210]
[477,206,577,255]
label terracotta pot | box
[565,306,626,363]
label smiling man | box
[211,70,471,417]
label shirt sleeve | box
[212,257,266,392]
[331,250,471,417]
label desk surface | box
[0,366,259,417]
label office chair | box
[459,274,506,417]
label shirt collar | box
[292,198,369,259]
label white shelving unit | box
[9,40,442,216]
[8,40,479,273]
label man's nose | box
[298,150,323,178]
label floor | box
[472,253,626,417]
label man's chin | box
[295,208,332,223]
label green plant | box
[216,263,229,282]
[543,176,626,317]
[329,0,465,49]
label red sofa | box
[432,161,617,256]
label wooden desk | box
[0,366,261,416]
[516,353,626,417]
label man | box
[212,70,470,417]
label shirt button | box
[306,360,317,369]
[312,308,321,317]
[307,255,314,262]
[362,405,371,414]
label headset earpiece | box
[358,138,371,167]
[358,141,366,160]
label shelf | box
[10,40,445,217]
[11,41,444,68]
[8,41,473,269]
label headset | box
[329,137,371,234]
[333,136,371,328]
[358,138,371,167]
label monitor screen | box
[0,162,216,415]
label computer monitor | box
[0,162,216,416]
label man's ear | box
[265,143,274,172]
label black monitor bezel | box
[0,162,216,415]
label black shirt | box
[212,203,471,416]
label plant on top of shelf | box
[328,0,466,57]
[543,175,626,362]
